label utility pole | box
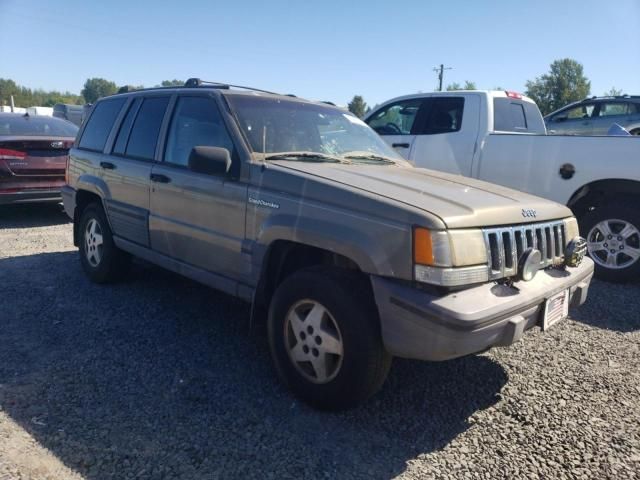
[433,64,452,91]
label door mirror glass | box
[188,146,231,175]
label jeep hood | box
[271,161,572,229]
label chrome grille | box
[483,221,566,280]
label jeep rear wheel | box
[79,203,130,283]
[268,267,391,410]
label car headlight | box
[413,227,489,286]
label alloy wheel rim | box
[587,218,640,269]
[84,218,104,267]
[284,299,344,384]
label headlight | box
[413,227,489,286]
[563,217,579,245]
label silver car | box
[545,96,640,135]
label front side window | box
[164,96,235,167]
[78,98,125,151]
[366,99,422,135]
[125,96,169,160]
[227,95,403,162]
[563,104,595,120]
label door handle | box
[392,143,410,148]
[150,173,171,183]
[100,161,116,170]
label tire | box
[267,266,392,411]
[579,201,640,283]
[630,129,640,136]
[78,202,130,283]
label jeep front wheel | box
[267,267,392,410]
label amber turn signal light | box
[413,227,434,265]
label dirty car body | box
[62,83,594,409]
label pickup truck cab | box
[365,91,640,282]
[63,81,593,410]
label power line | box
[433,64,452,91]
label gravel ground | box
[0,203,638,480]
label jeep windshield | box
[226,95,404,164]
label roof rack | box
[184,78,280,95]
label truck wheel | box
[580,202,640,282]
[78,202,130,283]
[268,267,392,410]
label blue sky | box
[1,0,638,108]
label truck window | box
[493,98,545,133]
[78,98,126,152]
[417,97,464,135]
[367,99,423,135]
[125,96,170,160]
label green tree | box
[446,80,476,91]
[0,78,83,107]
[604,87,623,96]
[348,95,367,118]
[81,78,117,103]
[160,79,184,87]
[525,59,591,115]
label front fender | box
[255,212,411,279]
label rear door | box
[149,94,248,282]
[408,95,479,176]
[81,95,170,247]
[365,98,424,160]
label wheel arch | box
[567,179,640,218]
[253,240,365,312]
[73,189,105,246]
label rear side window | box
[125,97,170,160]
[112,98,142,155]
[493,98,545,133]
[418,97,464,134]
[78,98,126,151]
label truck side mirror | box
[188,146,231,175]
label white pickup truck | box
[364,90,640,282]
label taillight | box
[505,91,523,99]
[0,148,27,161]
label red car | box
[0,112,78,205]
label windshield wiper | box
[264,152,350,163]
[342,153,398,165]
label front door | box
[408,95,479,176]
[149,95,248,281]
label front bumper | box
[371,258,594,361]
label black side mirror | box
[188,146,231,175]
[554,115,568,123]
